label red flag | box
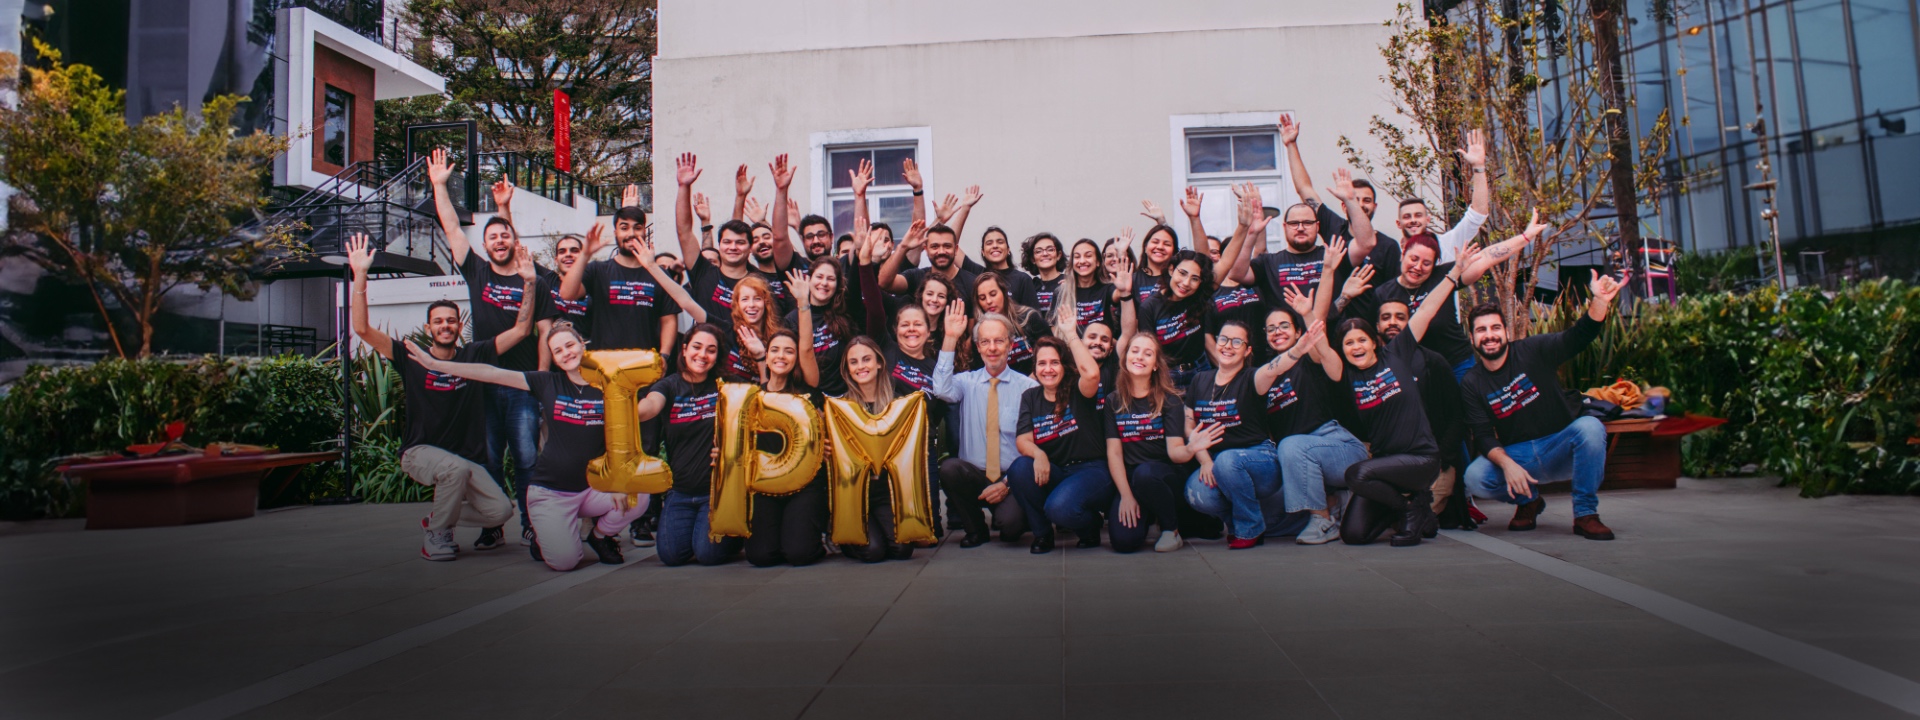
[553,89,572,172]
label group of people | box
[352,115,1630,571]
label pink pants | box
[525,485,650,571]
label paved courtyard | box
[2,477,1918,720]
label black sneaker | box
[526,528,543,562]
[629,521,656,548]
[586,533,626,564]
[474,526,506,551]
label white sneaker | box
[1295,515,1340,545]
[1153,530,1184,552]
[421,520,456,562]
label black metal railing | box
[287,0,385,43]
[251,155,454,272]
[473,152,648,215]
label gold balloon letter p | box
[824,394,935,547]
[710,382,826,540]
[580,350,672,502]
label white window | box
[810,126,934,239]
[1168,113,1297,250]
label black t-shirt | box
[1067,281,1117,333]
[1460,315,1603,457]
[1185,367,1268,452]
[903,266,978,314]
[1138,295,1209,368]
[1341,332,1437,457]
[886,345,948,423]
[1031,275,1063,317]
[647,373,721,496]
[785,307,851,397]
[1003,308,1050,375]
[1096,360,1118,412]
[1132,270,1166,305]
[757,254,808,319]
[1209,285,1265,340]
[458,253,555,371]
[541,266,591,339]
[1001,267,1038,308]
[581,259,681,351]
[1262,360,1342,441]
[391,342,494,468]
[1416,345,1468,469]
[522,371,607,493]
[1375,272,1471,367]
[1314,201,1401,281]
[685,256,761,325]
[1106,391,1187,467]
[1017,385,1106,465]
[1250,246,1348,313]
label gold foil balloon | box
[824,394,934,547]
[709,382,827,541]
[579,350,672,502]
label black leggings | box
[842,476,915,563]
[1344,453,1440,513]
[745,483,828,567]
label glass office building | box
[1624,0,1919,280]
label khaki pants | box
[1430,466,1458,514]
[401,445,516,532]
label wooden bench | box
[61,451,340,530]
[1600,418,1679,490]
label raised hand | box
[743,196,767,225]
[769,153,795,190]
[853,214,873,263]
[675,152,702,187]
[1181,186,1203,218]
[901,219,928,252]
[942,298,969,339]
[1140,199,1167,225]
[934,194,959,225]
[1589,268,1627,304]
[902,157,923,191]
[1327,168,1355,203]
[585,222,611,257]
[512,243,536,282]
[631,225,659,266]
[692,192,711,224]
[1297,320,1326,354]
[491,177,515,210]
[785,268,811,305]
[734,164,755,198]
[1342,263,1377,301]
[962,185,983,207]
[622,183,641,209]
[403,339,443,369]
[1112,253,1136,296]
[1283,286,1313,317]
[786,198,801,229]
[851,158,873,196]
[738,326,766,360]
[426,147,454,185]
[1523,208,1552,241]
[1325,236,1350,271]
[345,233,375,277]
[1458,128,1487,168]
[1278,114,1301,146]
[1120,226,1135,249]
[1455,244,1486,283]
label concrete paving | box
[1,477,1916,719]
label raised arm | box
[490,177,515,227]
[1325,168,1376,265]
[1310,236,1347,323]
[558,223,606,301]
[633,228,706,324]
[1058,315,1101,399]
[1279,114,1322,207]
[1214,184,1257,284]
[673,152,704,262]
[769,154,797,268]
[636,388,669,422]
[427,148,470,267]
[928,302,969,403]
[851,158,872,241]
[693,192,714,249]
[946,186,982,244]
[1459,209,1549,281]
[492,244,542,354]
[1462,128,1489,218]
[903,158,926,227]
[730,164,754,222]
[788,268,820,388]
[1227,184,1263,286]
[877,219,925,294]
[1113,254,1138,349]
[1407,245,1478,342]
[1254,320,1321,393]
[404,340,528,390]
[1179,186,1208,255]
[345,234,392,359]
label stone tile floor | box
[2,477,1916,719]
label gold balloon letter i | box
[709,382,825,541]
[579,350,673,503]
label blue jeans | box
[1452,356,1474,380]
[1109,461,1185,553]
[1184,441,1282,539]
[1008,458,1113,541]
[1463,416,1608,518]
[657,490,742,566]
[1277,421,1370,514]
[485,385,540,529]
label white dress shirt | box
[1435,208,1490,265]
[929,351,1037,474]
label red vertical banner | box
[553,89,572,172]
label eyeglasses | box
[1283,220,1318,228]
[803,230,832,240]
[1217,337,1249,349]
[1265,324,1296,334]
[556,247,583,255]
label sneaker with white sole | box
[1295,515,1340,545]
[629,523,655,548]
[474,526,506,551]
[521,527,535,547]
[1153,530,1184,552]
[421,518,457,561]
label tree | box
[0,44,299,358]
[401,0,657,184]
[1341,0,1671,334]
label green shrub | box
[1550,279,1920,495]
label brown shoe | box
[1508,497,1545,531]
[1573,515,1615,541]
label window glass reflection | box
[1795,0,1857,131]
[1851,0,1920,115]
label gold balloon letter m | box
[579,350,672,502]
[824,394,934,547]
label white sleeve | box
[1436,208,1489,265]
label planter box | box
[61,451,339,530]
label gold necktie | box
[984,377,1002,481]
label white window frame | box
[809,126,934,239]
[1168,112,1298,251]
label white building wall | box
[654,0,1411,254]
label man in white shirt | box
[1279,115,1491,272]
[930,307,1039,548]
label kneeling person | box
[1459,270,1627,540]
